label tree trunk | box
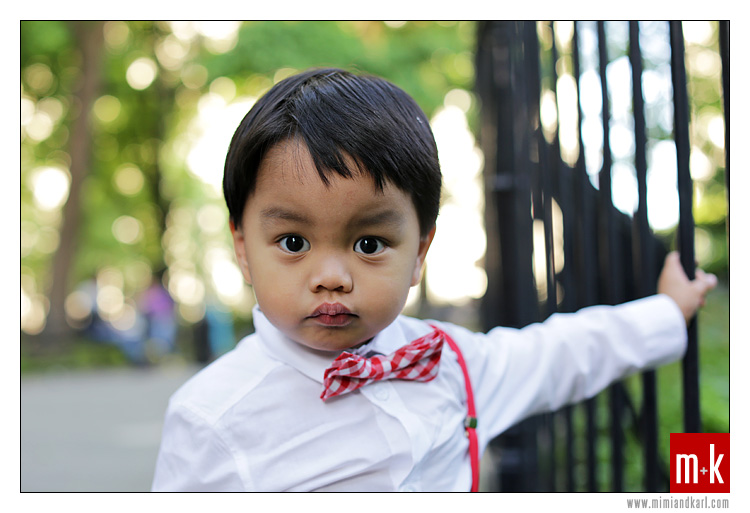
[42,21,104,340]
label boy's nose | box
[309,255,353,293]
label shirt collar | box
[252,305,412,384]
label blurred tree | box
[44,21,104,339]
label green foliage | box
[201,21,474,117]
[21,21,72,57]
[204,21,365,77]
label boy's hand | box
[657,251,718,324]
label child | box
[151,68,717,492]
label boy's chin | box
[292,326,373,354]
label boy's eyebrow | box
[349,209,404,230]
[260,207,312,226]
[259,206,405,230]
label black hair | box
[222,68,442,236]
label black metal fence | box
[475,21,728,492]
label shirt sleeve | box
[151,402,247,492]
[445,294,687,449]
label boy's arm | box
[455,252,716,446]
[657,251,718,324]
[448,294,686,447]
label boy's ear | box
[411,225,436,287]
[230,220,253,285]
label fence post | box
[571,22,601,492]
[719,21,729,233]
[629,20,661,492]
[669,21,701,434]
[547,21,578,492]
[476,20,541,491]
[595,21,626,492]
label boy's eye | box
[278,235,310,253]
[354,237,386,255]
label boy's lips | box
[308,303,357,327]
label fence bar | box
[597,21,625,492]
[477,21,538,331]
[572,22,599,492]
[548,21,577,492]
[669,21,701,434]
[628,21,661,492]
[531,21,560,491]
[719,21,729,215]
[572,22,600,313]
[595,26,614,293]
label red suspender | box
[431,325,480,492]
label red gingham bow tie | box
[320,328,445,400]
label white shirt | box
[151,294,686,492]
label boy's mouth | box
[308,303,356,327]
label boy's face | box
[231,139,435,352]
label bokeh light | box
[426,101,487,305]
[185,95,256,195]
[112,215,143,245]
[112,164,144,196]
[93,95,122,124]
[126,57,158,90]
[29,166,70,211]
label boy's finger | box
[693,269,718,294]
[661,251,684,278]
[666,251,681,264]
[696,269,718,287]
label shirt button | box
[373,385,389,401]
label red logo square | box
[670,433,729,493]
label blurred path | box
[21,363,201,492]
